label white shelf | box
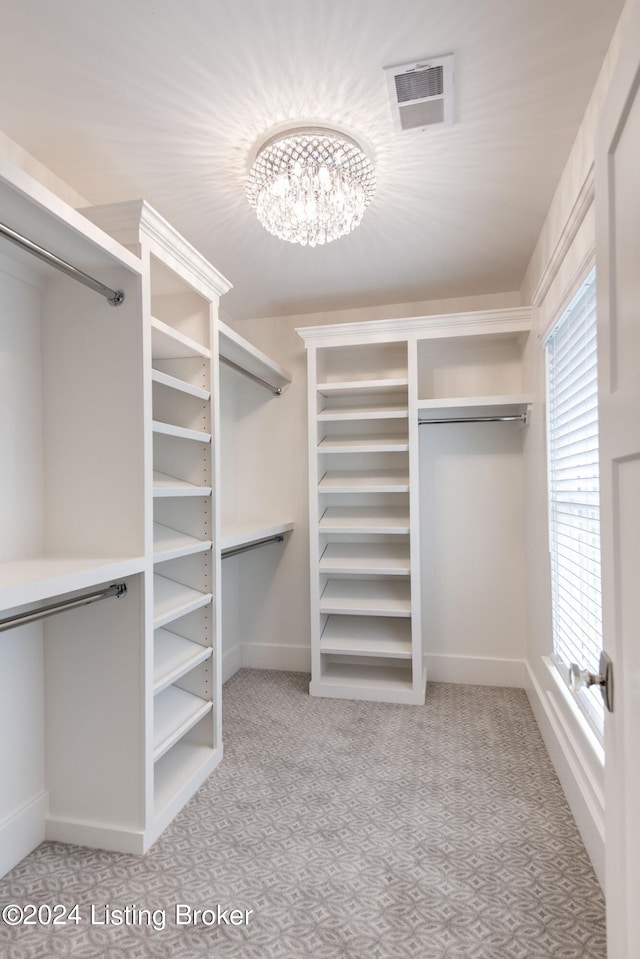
[319,507,410,535]
[151,316,211,360]
[153,574,212,628]
[152,368,210,402]
[152,420,211,443]
[417,393,532,420]
[320,579,411,617]
[0,556,145,614]
[319,543,410,576]
[0,161,142,277]
[220,520,294,552]
[317,404,408,421]
[153,628,212,693]
[153,685,213,761]
[219,320,291,394]
[317,378,408,397]
[318,470,409,493]
[154,742,215,819]
[318,433,409,453]
[320,616,412,658]
[319,662,413,691]
[153,471,212,498]
[153,524,211,562]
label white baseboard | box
[236,647,525,687]
[0,791,47,878]
[425,654,527,687]
[525,660,605,888]
[46,816,145,855]
[222,644,243,683]
[241,643,311,673]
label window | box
[545,268,603,736]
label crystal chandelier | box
[246,127,375,246]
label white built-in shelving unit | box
[298,308,532,705]
[296,335,423,704]
[83,199,232,837]
[0,160,295,878]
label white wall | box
[221,290,524,680]
[0,131,89,208]
[420,420,527,685]
[519,0,634,889]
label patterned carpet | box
[0,670,606,958]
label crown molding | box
[81,199,232,298]
[296,306,532,348]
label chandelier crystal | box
[246,127,375,246]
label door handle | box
[569,651,613,713]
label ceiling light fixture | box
[246,127,375,247]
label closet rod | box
[220,356,282,396]
[419,414,527,425]
[0,582,128,634]
[222,535,284,559]
[0,222,125,306]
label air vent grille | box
[399,99,445,130]
[384,54,455,132]
[394,66,443,103]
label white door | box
[596,2,640,956]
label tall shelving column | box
[301,335,425,705]
[82,201,231,846]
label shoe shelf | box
[319,543,411,576]
[151,368,211,402]
[152,472,212,498]
[151,316,211,360]
[320,578,411,617]
[153,629,212,694]
[318,433,410,453]
[318,469,410,493]
[318,507,410,535]
[319,615,412,658]
[152,574,212,629]
[153,524,212,562]
[153,685,213,761]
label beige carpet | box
[0,670,606,958]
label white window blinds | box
[545,269,603,735]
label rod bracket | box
[108,290,125,307]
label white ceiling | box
[0,0,624,319]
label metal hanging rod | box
[419,414,527,425]
[0,222,125,306]
[220,356,282,396]
[222,535,284,560]
[0,582,128,634]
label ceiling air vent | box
[384,54,455,132]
